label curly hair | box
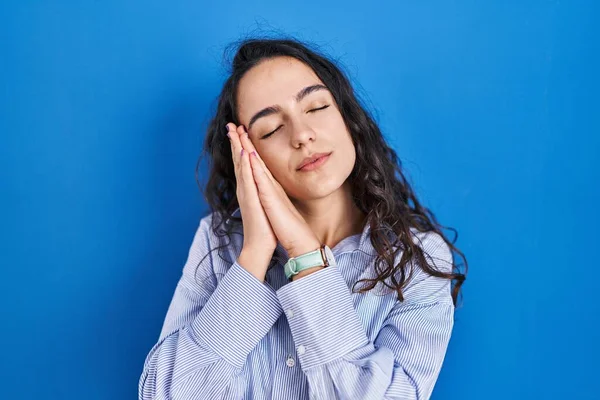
[196,36,468,307]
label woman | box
[139,37,467,400]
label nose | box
[290,120,316,149]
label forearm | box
[276,265,454,400]
[191,260,282,366]
[140,261,283,399]
[139,329,242,400]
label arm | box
[275,232,455,400]
[139,217,283,400]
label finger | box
[240,145,262,207]
[249,151,297,234]
[239,126,276,181]
[226,127,242,189]
[240,126,302,220]
[239,133,297,214]
[246,148,288,204]
[248,149,291,206]
[249,151,278,199]
[245,144,305,224]
[238,125,257,154]
[226,123,240,171]
[253,150,276,184]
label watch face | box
[324,245,336,267]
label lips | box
[297,152,332,171]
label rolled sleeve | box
[192,261,283,368]
[276,266,369,370]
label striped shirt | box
[139,207,455,400]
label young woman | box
[139,37,467,400]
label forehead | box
[236,57,325,121]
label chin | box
[296,172,346,199]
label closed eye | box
[261,126,282,139]
[260,105,330,139]
[308,104,330,113]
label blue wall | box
[1,1,598,399]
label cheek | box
[335,126,356,154]
[338,145,356,174]
[335,131,357,172]
[260,154,288,181]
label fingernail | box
[225,124,229,133]
[251,151,256,157]
[240,148,244,156]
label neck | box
[291,182,367,250]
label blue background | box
[1,1,598,399]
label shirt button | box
[285,355,295,367]
[297,345,306,355]
[286,309,294,318]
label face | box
[236,56,356,201]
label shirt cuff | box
[276,266,369,370]
[192,261,282,368]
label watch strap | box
[284,245,332,280]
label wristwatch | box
[284,244,336,280]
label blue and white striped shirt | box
[139,208,455,400]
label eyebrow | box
[246,84,329,131]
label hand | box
[226,123,277,277]
[240,126,322,258]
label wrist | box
[238,248,273,282]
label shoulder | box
[194,210,237,245]
[397,228,454,304]
[409,228,453,274]
[197,210,243,257]
[188,212,219,253]
[180,211,241,283]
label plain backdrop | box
[1,1,598,399]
